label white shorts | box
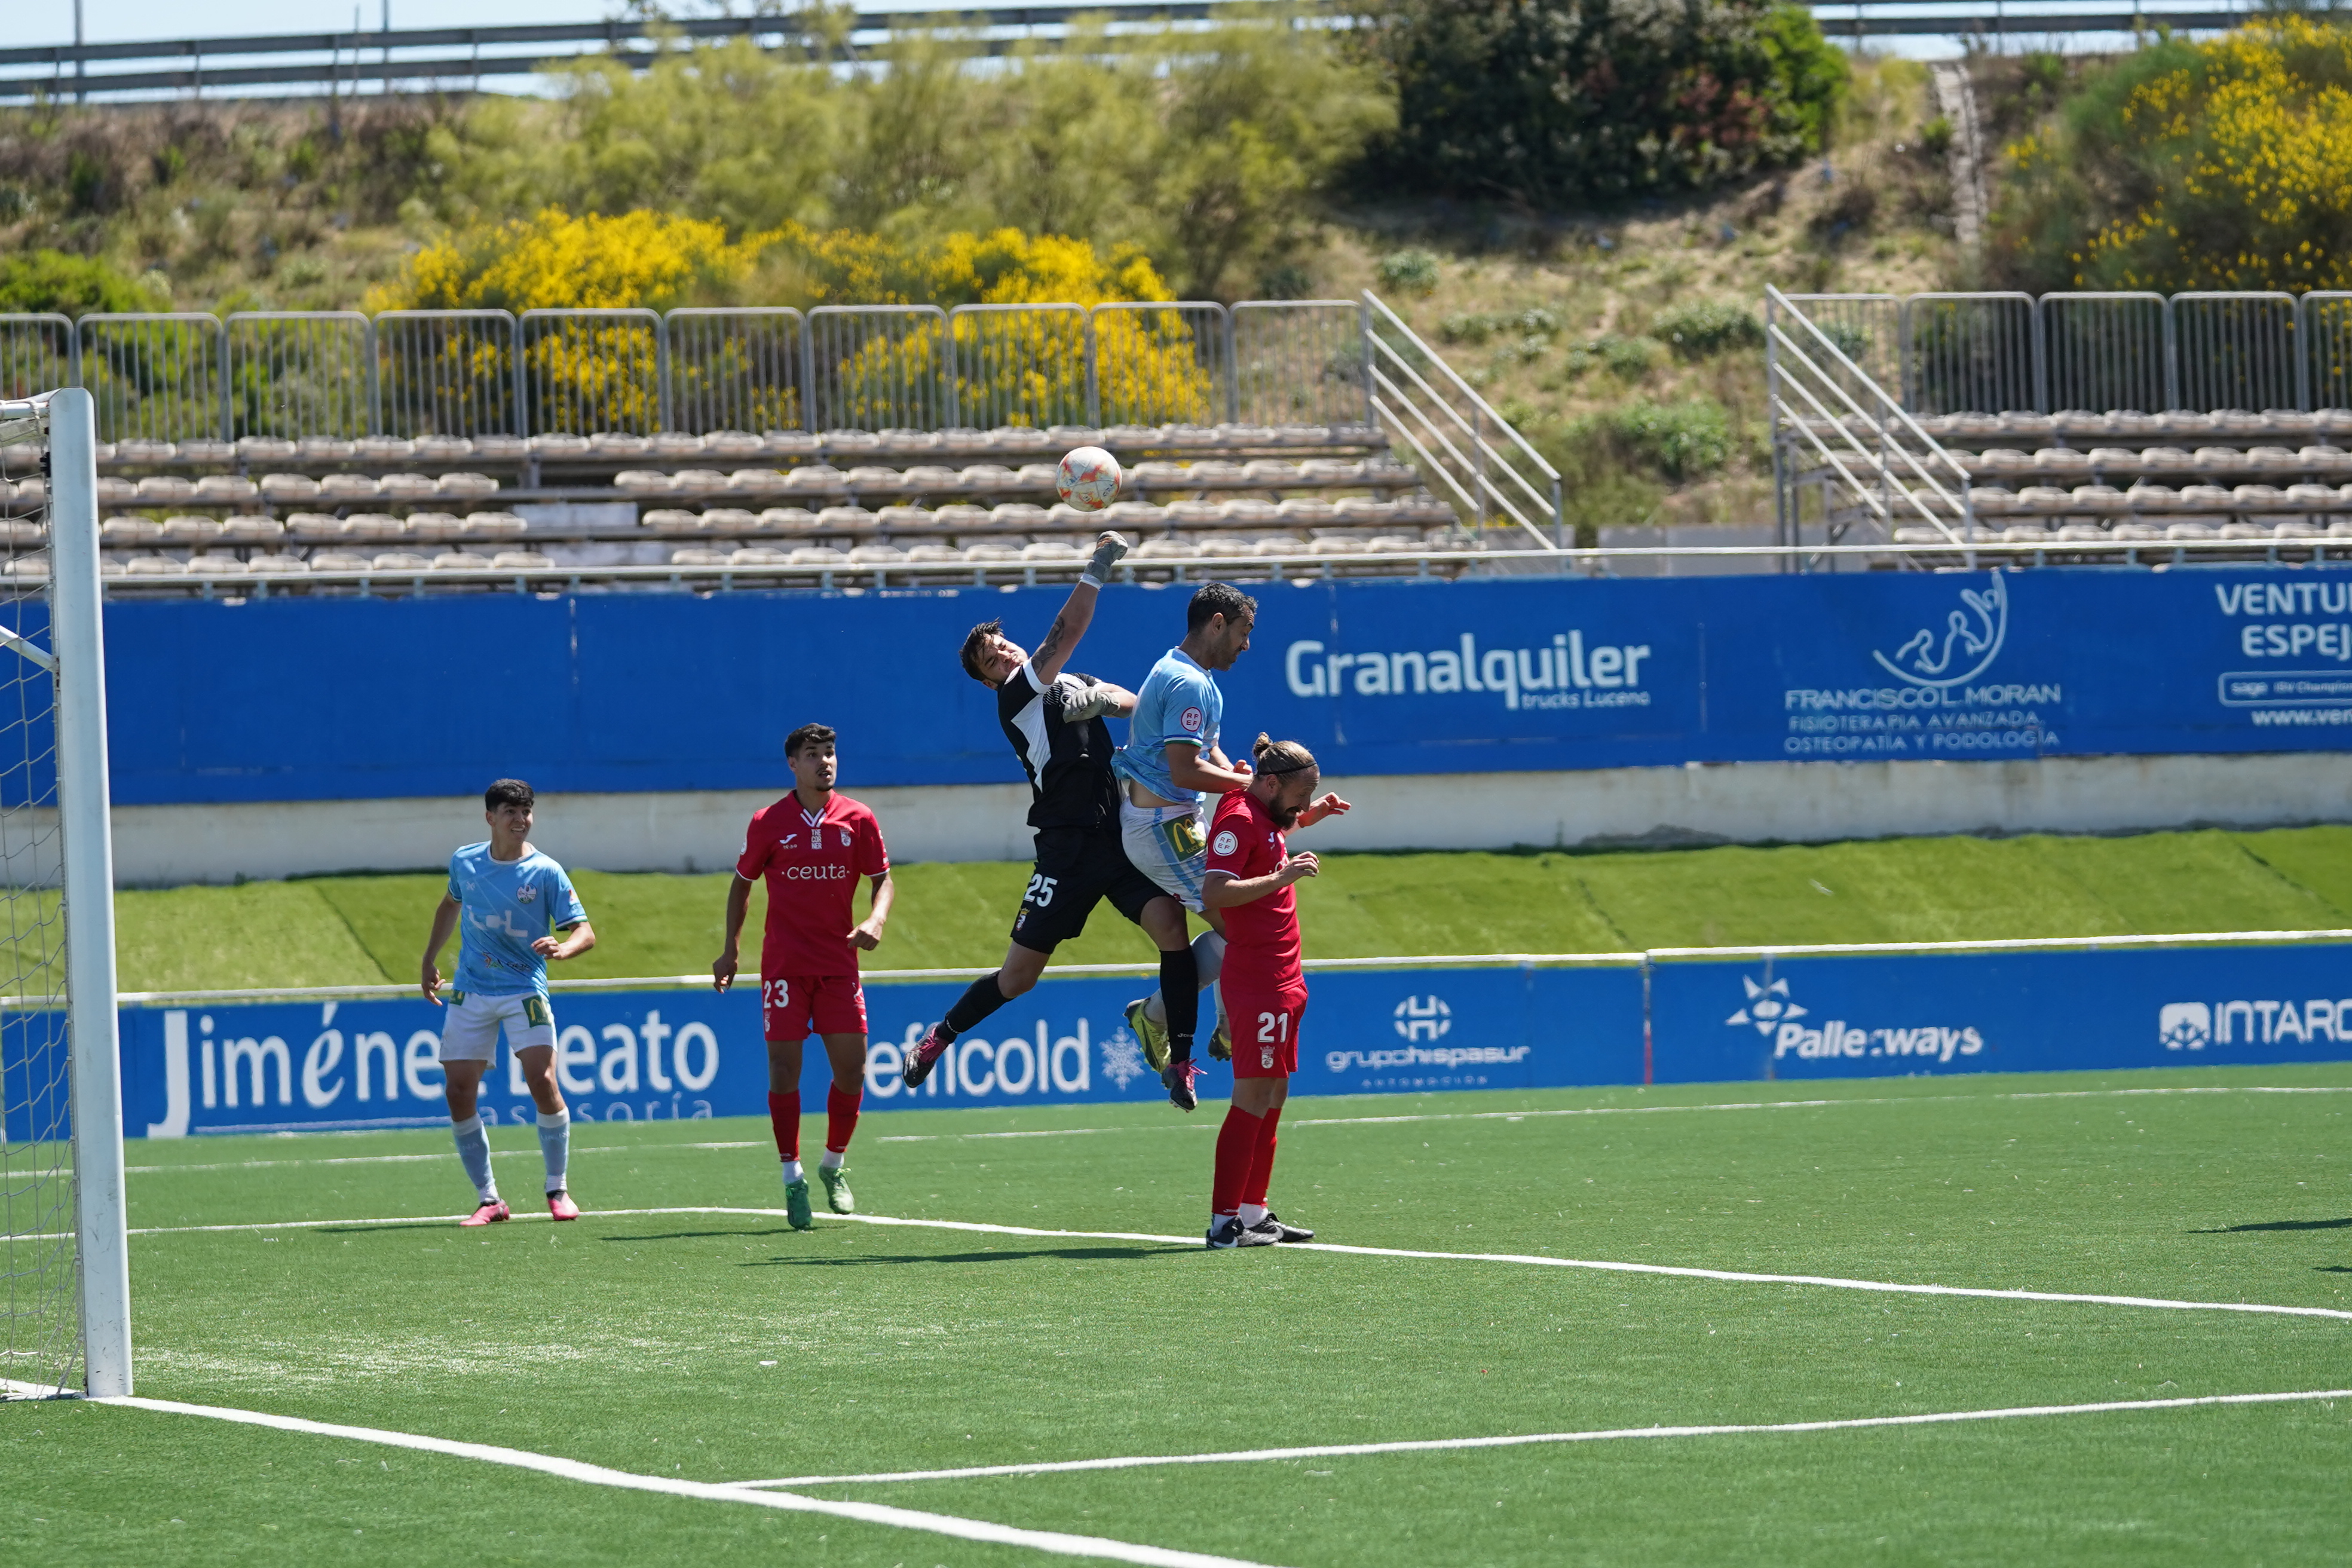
[1121,798,1208,912]
[439,991,557,1062]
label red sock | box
[1212,1105,1259,1217]
[1242,1104,1282,1209]
[825,1084,862,1155]
[767,1090,801,1162]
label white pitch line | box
[115,1083,2352,1171]
[78,1391,1284,1568]
[124,1140,764,1177]
[737,1387,2352,1487]
[122,1205,2352,1322]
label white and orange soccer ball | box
[1056,446,1123,512]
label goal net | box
[0,390,127,1401]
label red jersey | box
[1206,789,1301,992]
[736,792,889,978]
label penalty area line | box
[58,1389,1287,1568]
[738,1386,2352,1487]
[122,1205,2352,1322]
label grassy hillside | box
[105,825,2352,993]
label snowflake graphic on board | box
[1725,975,1807,1036]
[1100,1026,1149,1091]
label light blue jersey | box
[448,842,587,997]
[1113,647,1223,804]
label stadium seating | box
[0,421,1478,596]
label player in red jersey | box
[1200,734,1349,1249]
[713,722,894,1232]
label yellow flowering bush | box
[1994,19,2352,291]
[368,209,1208,428]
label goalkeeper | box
[902,532,1209,1087]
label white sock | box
[536,1109,570,1195]
[1239,1202,1269,1227]
[452,1114,497,1202]
[781,1158,803,1184]
[820,1148,845,1171]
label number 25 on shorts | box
[1025,873,1058,908]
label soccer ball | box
[1056,446,1123,512]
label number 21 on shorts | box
[1257,1010,1291,1043]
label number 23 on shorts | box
[764,978,789,1009]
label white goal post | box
[0,387,129,1399]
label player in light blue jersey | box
[420,779,597,1227]
[1111,581,1258,1108]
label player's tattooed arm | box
[419,895,461,1005]
[1032,532,1126,684]
[713,873,755,991]
[851,869,895,951]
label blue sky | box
[4,0,615,48]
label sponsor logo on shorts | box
[1212,829,1239,856]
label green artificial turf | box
[10,1064,2352,1564]
[99,826,2352,992]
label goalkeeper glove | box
[1079,532,1130,589]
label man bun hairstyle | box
[785,722,837,759]
[1252,734,1316,776]
[485,777,535,811]
[1187,581,1257,634]
[959,618,1006,684]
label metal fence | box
[1903,292,2035,417]
[0,316,74,405]
[373,310,517,440]
[666,307,803,436]
[79,314,223,445]
[225,311,370,440]
[2038,292,2168,415]
[29,298,1409,441]
[1232,301,1370,427]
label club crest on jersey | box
[840,826,853,846]
[1180,706,1203,732]
[516,884,537,903]
[1212,829,1239,856]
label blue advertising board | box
[1649,941,2352,1082]
[74,565,2352,807]
[111,962,1646,1138]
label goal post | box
[0,386,128,1399]
[52,388,130,1398]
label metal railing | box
[806,305,951,433]
[79,314,223,445]
[666,307,803,437]
[520,308,665,437]
[0,316,75,405]
[224,311,370,440]
[950,304,1093,433]
[1093,301,1229,427]
[1768,287,1975,569]
[1232,301,1368,428]
[373,308,518,440]
[1362,290,1562,547]
[2039,291,2168,414]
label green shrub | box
[1359,0,1846,203]
[1610,397,1733,480]
[1439,305,1561,344]
[1651,301,1765,357]
[1599,334,1662,378]
[0,250,162,315]
[1919,115,1953,156]
[1377,248,1441,295]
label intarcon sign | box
[77,565,2352,810]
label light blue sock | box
[537,1109,571,1195]
[452,1114,497,1202]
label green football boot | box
[817,1162,855,1215]
[1125,997,1171,1072]
[1208,1015,1232,1062]
[784,1176,813,1230]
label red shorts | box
[761,974,867,1042]
[1226,983,1306,1078]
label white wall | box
[111,751,2352,885]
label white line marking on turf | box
[124,1206,2352,1322]
[736,1387,2352,1487]
[115,1084,2352,1171]
[73,1391,1286,1568]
